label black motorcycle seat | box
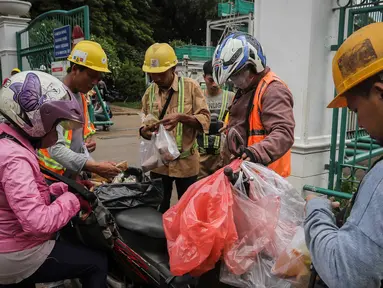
[114,207,165,239]
[118,228,197,286]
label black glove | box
[242,147,257,163]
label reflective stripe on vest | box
[149,77,195,158]
[38,94,94,177]
[202,89,229,150]
[38,130,72,177]
[248,71,291,178]
[81,93,96,139]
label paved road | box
[92,114,141,166]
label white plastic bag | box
[140,136,163,172]
[155,124,180,164]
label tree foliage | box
[29,0,219,100]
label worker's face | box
[149,69,174,89]
[229,65,256,90]
[204,74,220,94]
[346,82,383,144]
[72,65,102,94]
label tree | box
[150,0,219,45]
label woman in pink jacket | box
[0,71,107,287]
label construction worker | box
[213,32,295,177]
[197,60,234,178]
[305,22,383,288]
[38,40,121,183]
[140,43,210,213]
[2,68,20,86]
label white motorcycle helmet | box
[213,32,267,86]
[0,71,83,139]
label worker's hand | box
[85,139,97,153]
[241,153,251,161]
[140,124,158,140]
[305,194,340,210]
[219,124,228,134]
[160,113,183,131]
[85,160,121,180]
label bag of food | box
[220,161,306,288]
[163,160,241,276]
[140,136,163,172]
[155,124,180,163]
[272,226,311,287]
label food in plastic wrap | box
[155,125,180,163]
[116,161,128,171]
[141,113,160,127]
[163,160,242,276]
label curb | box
[112,112,139,116]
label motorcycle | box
[55,167,242,288]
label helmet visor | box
[60,120,83,131]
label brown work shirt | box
[141,74,210,178]
[227,68,295,165]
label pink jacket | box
[0,123,80,253]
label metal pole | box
[328,7,346,190]
[206,20,211,46]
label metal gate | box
[304,0,383,199]
[16,6,90,71]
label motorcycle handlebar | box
[224,167,238,185]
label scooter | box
[59,167,242,288]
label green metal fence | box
[16,6,90,71]
[175,45,216,61]
[218,0,254,17]
[304,0,383,198]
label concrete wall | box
[0,16,29,82]
[254,0,340,190]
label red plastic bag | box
[163,160,241,276]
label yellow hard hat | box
[328,22,383,108]
[11,68,20,73]
[142,43,178,73]
[67,40,111,73]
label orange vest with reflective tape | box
[38,93,96,178]
[248,71,291,178]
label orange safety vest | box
[248,71,291,178]
[38,93,96,179]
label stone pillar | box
[0,16,30,82]
[254,0,339,190]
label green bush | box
[114,61,146,102]
[90,35,121,81]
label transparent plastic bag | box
[220,171,289,288]
[163,160,241,276]
[155,124,180,164]
[220,255,291,288]
[272,226,311,287]
[139,136,163,172]
[224,171,281,275]
[220,161,306,288]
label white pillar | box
[206,20,212,46]
[255,0,339,191]
[0,16,30,81]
